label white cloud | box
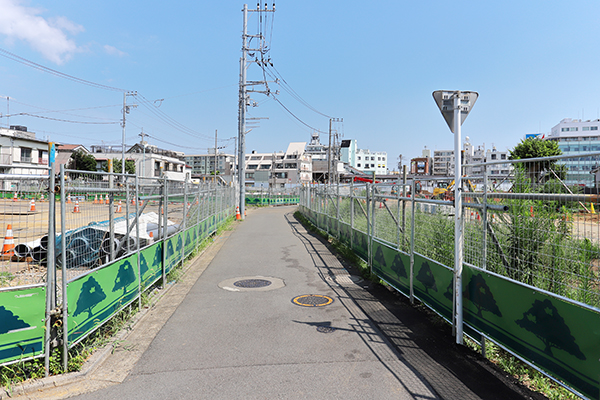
[0,0,83,64]
[104,44,126,57]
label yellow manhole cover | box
[292,294,334,307]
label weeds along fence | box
[300,154,600,400]
[0,165,235,374]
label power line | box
[2,113,119,124]
[0,47,128,92]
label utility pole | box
[238,3,275,219]
[214,129,218,182]
[139,129,147,178]
[121,91,137,176]
[327,118,343,184]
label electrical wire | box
[0,47,128,92]
[135,93,229,142]
[4,113,119,124]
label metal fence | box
[0,166,235,374]
[299,154,600,400]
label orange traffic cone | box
[139,200,143,206]
[105,194,110,205]
[131,197,135,205]
[73,201,80,213]
[67,194,72,204]
[236,206,241,220]
[116,200,122,213]
[29,199,36,212]
[93,194,99,204]
[12,192,18,201]
[40,193,44,202]
[149,231,154,243]
[1,224,15,259]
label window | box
[247,164,258,169]
[284,163,296,169]
[260,164,270,169]
[371,157,375,161]
[500,154,506,160]
[377,157,381,161]
[357,163,361,167]
[371,164,375,168]
[251,156,261,160]
[491,154,497,160]
[592,127,599,131]
[357,156,361,160]
[20,147,32,163]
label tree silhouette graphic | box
[152,245,162,268]
[0,306,30,334]
[374,246,386,268]
[140,254,149,279]
[176,235,182,252]
[186,232,192,248]
[166,240,174,259]
[444,281,453,301]
[463,273,502,318]
[73,276,106,319]
[112,260,136,295]
[391,254,408,279]
[516,299,585,360]
[416,261,437,293]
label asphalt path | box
[42,206,542,400]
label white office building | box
[547,118,600,187]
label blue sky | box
[1,0,600,170]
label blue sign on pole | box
[49,142,56,165]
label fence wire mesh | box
[1,173,50,288]
[464,156,600,308]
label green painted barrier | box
[463,265,600,400]
[68,254,139,346]
[0,286,46,364]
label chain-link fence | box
[0,166,235,373]
[299,155,600,399]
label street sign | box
[432,91,478,133]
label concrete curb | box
[1,224,235,399]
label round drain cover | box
[292,294,334,307]
[316,326,335,333]
[234,279,272,288]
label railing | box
[299,154,600,400]
[0,167,235,375]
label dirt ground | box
[0,198,186,288]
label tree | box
[67,150,98,180]
[112,260,136,295]
[0,306,30,334]
[74,276,106,318]
[391,253,408,279]
[374,245,386,268]
[516,299,585,360]
[102,158,136,175]
[416,261,437,294]
[463,273,502,317]
[509,138,565,184]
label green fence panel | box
[463,265,600,400]
[372,240,410,296]
[184,227,196,257]
[352,229,369,261]
[139,242,162,291]
[0,286,46,365]
[164,232,183,274]
[339,222,352,247]
[412,253,453,322]
[68,254,139,346]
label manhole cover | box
[292,294,334,307]
[316,326,336,333]
[234,279,272,288]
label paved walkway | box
[16,206,539,400]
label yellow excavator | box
[433,179,476,200]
